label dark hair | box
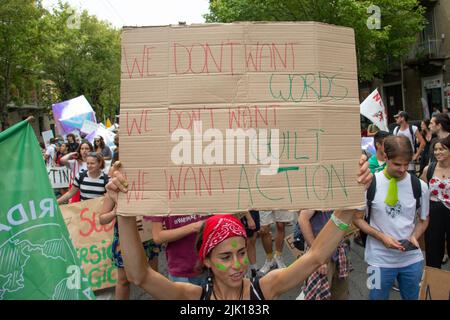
[67,133,76,142]
[95,136,106,149]
[86,152,105,169]
[374,131,390,150]
[76,140,94,160]
[434,136,450,151]
[383,136,413,162]
[433,113,450,133]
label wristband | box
[331,213,349,231]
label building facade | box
[377,0,450,124]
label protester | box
[354,136,429,300]
[258,210,294,274]
[431,106,441,118]
[94,135,112,160]
[421,136,450,269]
[240,210,261,280]
[367,124,380,137]
[66,133,80,153]
[429,113,450,163]
[298,210,351,300]
[146,213,209,285]
[419,119,433,177]
[393,111,426,175]
[112,134,119,165]
[55,142,68,166]
[57,152,108,204]
[98,156,372,300]
[59,141,94,203]
[368,131,390,174]
[44,138,57,166]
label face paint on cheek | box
[243,257,250,265]
[215,263,228,271]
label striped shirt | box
[73,170,109,200]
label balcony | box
[406,38,445,65]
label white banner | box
[42,130,54,148]
[360,89,388,131]
[47,166,71,188]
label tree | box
[41,2,121,122]
[0,0,46,130]
[205,0,426,82]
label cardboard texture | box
[60,197,152,291]
[419,266,450,300]
[118,22,364,216]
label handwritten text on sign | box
[48,166,70,189]
[118,23,364,215]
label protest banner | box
[81,120,99,135]
[360,89,388,132]
[42,130,54,148]
[419,267,450,300]
[117,23,365,216]
[0,120,94,300]
[47,166,71,188]
[60,197,153,291]
[52,95,97,135]
[361,137,375,157]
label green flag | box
[0,120,95,300]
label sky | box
[42,0,210,28]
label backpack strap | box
[410,174,422,211]
[78,169,88,186]
[365,174,377,222]
[393,126,399,136]
[426,161,437,184]
[409,125,417,153]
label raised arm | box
[151,220,204,245]
[56,186,78,205]
[60,152,77,167]
[259,209,357,299]
[104,168,202,300]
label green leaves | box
[205,0,426,82]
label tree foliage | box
[0,0,120,130]
[205,0,426,82]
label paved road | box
[95,223,449,300]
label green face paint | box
[243,257,250,265]
[235,261,241,268]
[231,240,238,248]
[215,263,228,271]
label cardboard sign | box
[419,266,450,300]
[47,166,71,188]
[118,23,364,216]
[42,130,54,148]
[60,197,153,291]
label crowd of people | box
[44,109,449,301]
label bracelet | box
[331,213,349,231]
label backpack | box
[426,161,437,185]
[394,125,417,154]
[361,173,422,247]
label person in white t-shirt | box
[44,138,57,166]
[393,111,425,174]
[354,135,430,300]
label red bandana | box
[198,215,247,262]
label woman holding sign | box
[100,157,372,300]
